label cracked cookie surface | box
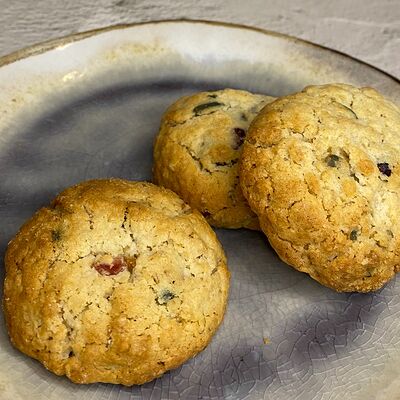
[240,83,400,292]
[153,89,275,229]
[3,179,229,385]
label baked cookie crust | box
[153,89,275,229]
[240,83,400,292]
[3,179,229,385]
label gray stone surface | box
[0,0,399,78]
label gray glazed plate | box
[0,20,399,400]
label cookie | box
[240,83,400,292]
[153,89,275,229]
[3,179,229,385]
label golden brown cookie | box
[153,89,275,229]
[3,179,229,385]
[240,83,400,292]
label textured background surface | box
[0,0,399,78]
[1,2,400,400]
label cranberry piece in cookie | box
[93,255,126,276]
[232,127,246,150]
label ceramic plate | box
[0,20,399,400]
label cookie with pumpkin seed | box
[153,89,275,229]
[3,179,229,385]
[240,83,400,292]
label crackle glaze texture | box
[0,20,400,400]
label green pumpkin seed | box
[193,101,223,115]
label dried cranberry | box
[94,256,126,276]
[233,127,246,149]
[377,162,392,177]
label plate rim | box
[0,18,398,86]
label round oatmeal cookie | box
[3,179,229,385]
[240,83,400,292]
[153,88,275,229]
